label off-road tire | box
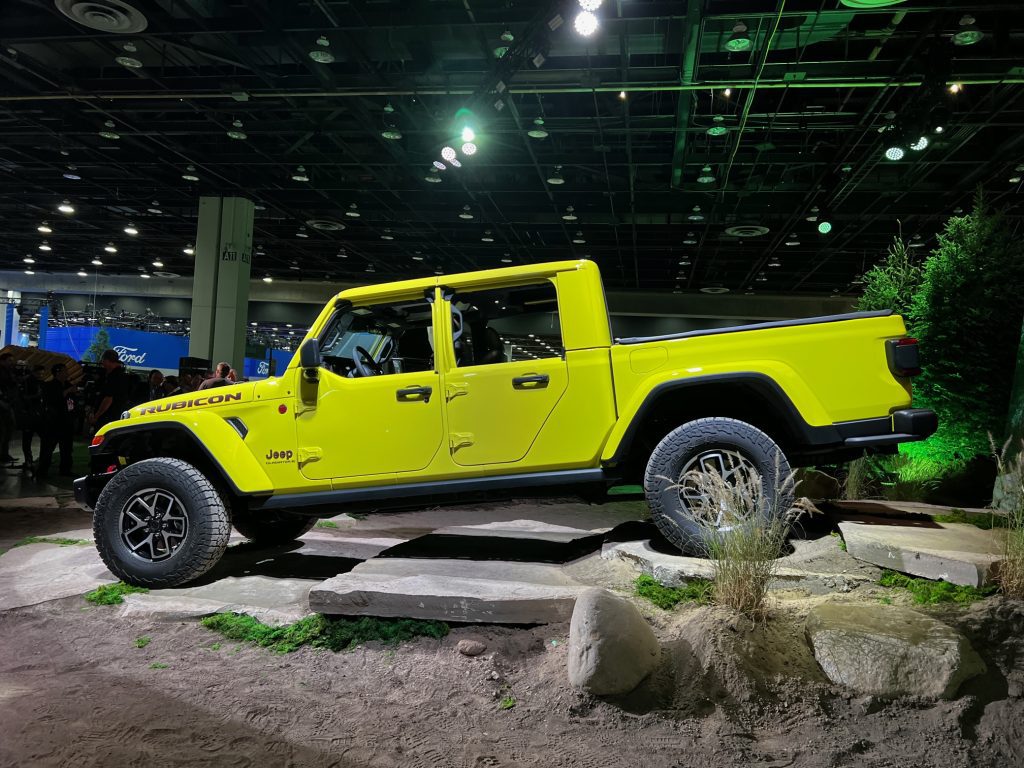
[93,457,231,588]
[644,417,793,555]
[231,507,317,545]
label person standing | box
[198,361,232,390]
[146,369,165,401]
[90,349,132,430]
[37,363,77,480]
[0,353,17,464]
[19,365,46,468]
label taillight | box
[886,337,921,377]
[90,434,105,447]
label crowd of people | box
[0,350,242,481]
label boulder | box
[805,602,985,698]
[567,588,660,696]
[457,639,487,657]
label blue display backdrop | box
[243,348,294,380]
[45,326,190,370]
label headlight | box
[120,410,132,420]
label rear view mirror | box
[300,338,321,381]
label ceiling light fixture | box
[291,165,309,182]
[449,158,462,168]
[725,22,752,53]
[104,243,117,253]
[884,145,905,161]
[547,166,565,185]
[619,91,627,100]
[24,270,34,276]
[309,36,335,63]
[98,120,120,140]
[115,55,142,68]
[345,204,361,218]
[263,276,273,283]
[227,119,247,140]
[461,126,475,143]
[579,0,603,10]
[152,260,163,268]
[909,135,929,151]
[687,205,704,222]
[562,205,578,221]
[461,142,477,156]
[23,257,34,264]
[140,273,151,279]
[528,118,548,139]
[58,200,75,214]
[424,168,443,183]
[63,165,81,180]
[433,160,447,171]
[181,165,199,181]
[77,270,88,277]
[952,14,983,46]
[948,82,962,94]
[124,223,138,235]
[818,220,833,235]
[459,205,474,220]
[481,231,495,243]
[91,258,102,266]
[183,244,194,255]
[574,10,598,37]
[38,240,51,251]
[707,115,728,136]
[441,146,457,162]
[572,232,586,244]
[697,165,716,184]
[37,222,52,233]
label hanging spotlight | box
[459,205,474,220]
[441,146,457,162]
[140,273,151,279]
[884,145,905,161]
[291,165,310,182]
[183,244,194,255]
[768,257,781,268]
[449,158,462,168]
[147,201,162,214]
[433,160,447,171]
[91,258,103,266]
[309,36,335,63]
[481,231,495,243]
[952,15,983,46]
[696,165,716,184]
[424,168,443,183]
[104,243,117,253]
[461,126,475,143]
[948,83,962,94]
[263,275,273,283]
[98,120,120,140]
[38,240,51,251]
[58,200,75,214]
[579,0,603,10]
[124,223,139,235]
[574,11,598,37]
[818,219,833,235]
[227,119,247,140]
[23,257,35,264]
[723,88,732,98]
[115,54,142,68]
[707,115,728,136]
[37,222,52,233]
[572,231,586,244]
[381,128,403,140]
[181,165,200,181]
[724,22,752,53]
[152,260,164,268]
[77,270,88,278]
[909,135,929,151]
[461,142,477,156]
[546,166,565,185]
[345,203,361,218]
[618,91,627,100]
[63,165,81,180]
[500,29,515,42]
[527,118,548,139]
[687,205,704,222]
[562,206,578,221]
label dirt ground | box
[2,498,1023,767]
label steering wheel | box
[352,346,383,377]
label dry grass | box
[677,458,816,621]
[992,436,1024,598]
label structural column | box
[189,196,254,369]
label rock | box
[838,517,1003,586]
[0,542,115,611]
[805,602,985,698]
[457,639,487,657]
[309,558,586,624]
[567,588,660,696]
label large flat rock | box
[120,575,317,625]
[838,517,1003,587]
[431,519,606,541]
[0,543,115,611]
[601,537,875,594]
[309,557,586,624]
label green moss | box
[315,520,339,529]
[634,574,713,610]
[84,582,149,605]
[12,536,90,548]
[149,662,169,670]
[932,509,1008,530]
[830,531,847,551]
[200,613,449,654]
[499,696,516,710]
[209,643,221,651]
[134,635,151,649]
[878,570,996,604]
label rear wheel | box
[93,458,231,588]
[644,417,793,555]
[232,507,317,545]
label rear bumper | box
[836,408,938,449]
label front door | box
[295,293,443,481]
[441,280,568,467]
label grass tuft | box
[830,531,847,551]
[84,582,149,605]
[201,613,449,654]
[634,574,713,610]
[499,696,516,710]
[12,536,90,548]
[932,509,1008,530]
[315,520,339,529]
[992,437,1024,597]
[878,570,996,604]
[149,662,169,670]
[134,635,151,649]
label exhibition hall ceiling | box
[1,0,1022,294]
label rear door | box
[440,280,568,467]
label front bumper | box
[837,408,938,449]
[73,471,116,510]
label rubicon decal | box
[265,449,294,464]
[137,391,243,415]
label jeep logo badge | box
[265,449,294,464]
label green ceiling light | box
[461,126,475,143]
[500,29,515,43]
[724,22,752,53]
[528,118,548,139]
[839,0,907,7]
[707,116,728,136]
[687,205,704,222]
[909,135,929,151]
[424,167,443,183]
[381,128,403,140]
[547,166,565,185]
[309,36,335,64]
[953,15,983,46]
[291,165,309,182]
[697,165,716,184]
[818,220,833,235]
[227,119,247,140]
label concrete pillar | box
[993,316,1024,511]
[189,196,254,369]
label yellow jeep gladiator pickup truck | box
[77,259,936,587]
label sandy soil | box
[1,591,1022,768]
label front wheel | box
[231,507,317,545]
[93,458,231,588]
[644,417,793,555]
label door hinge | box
[449,432,474,450]
[297,447,322,465]
[446,382,469,401]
